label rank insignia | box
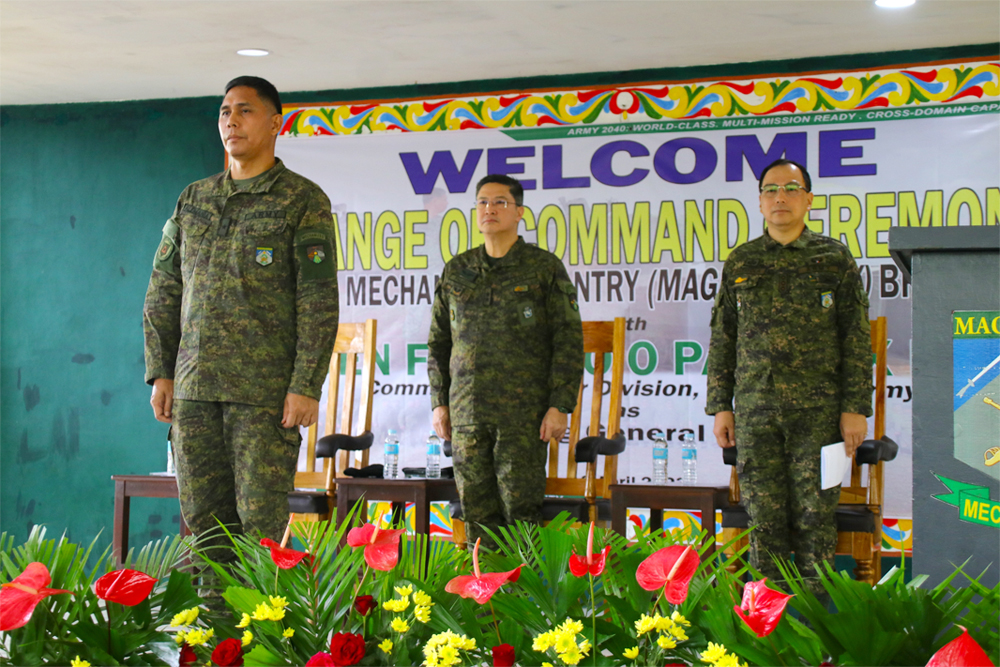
[734,276,747,284]
[306,245,326,264]
[256,247,273,266]
[821,291,833,308]
[570,298,579,312]
[736,296,742,311]
[514,285,528,292]
[523,306,533,319]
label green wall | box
[1,43,995,555]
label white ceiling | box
[1,0,998,107]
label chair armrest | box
[443,439,453,458]
[722,446,738,466]
[575,432,626,463]
[316,430,375,457]
[854,436,899,464]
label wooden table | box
[608,483,730,558]
[111,475,190,566]
[334,477,459,540]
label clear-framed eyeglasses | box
[475,198,518,209]
[760,183,807,197]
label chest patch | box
[821,291,834,309]
[523,306,533,319]
[306,245,326,264]
[256,247,273,266]
[736,295,742,312]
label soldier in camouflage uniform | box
[143,77,339,552]
[428,175,584,548]
[706,159,872,592]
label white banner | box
[278,80,1000,523]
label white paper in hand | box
[821,442,850,490]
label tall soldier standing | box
[427,175,584,549]
[706,159,872,592]
[144,77,339,551]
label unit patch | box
[523,306,533,319]
[256,247,273,266]
[821,291,834,309]
[157,240,174,261]
[570,297,579,312]
[736,296,742,312]
[306,245,326,264]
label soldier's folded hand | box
[282,393,319,428]
[150,378,174,423]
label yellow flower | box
[701,642,728,664]
[577,639,591,656]
[558,618,584,635]
[554,632,577,653]
[532,631,554,652]
[70,657,90,667]
[558,648,583,665]
[656,634,677,650]
[438,645,459,666]
[268,595,288,609]
[459,636,476,651]
[670,610,691,627]
[174,631,186,645]
[184,627,214,646]
[635,614,657,636]
[716,655,742,667]
[251,603,272,621]
[383,597,410,612]
[283,627,294,638]
[623,646,639,660]
[415,604,432,623]
[394,584,413,597]
[267,605,286,622]
[171,606,199,627]
[391,617,410,633]
[423,651,440,667]
[669,624,689,641]
[413,590,433,606]
[236,612,251,628]
[241,630,253,646]
[379,638,393,654]
[542,663,554,667]
[655,615,674,633]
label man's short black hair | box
[224,76,282,116]
[758,159,812,192]
[475,174,524,205]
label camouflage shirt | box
[705,228,873,416]
[143,159,339,406]
[427,237,584,426]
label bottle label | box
[653,448,667,460]
[682,449,696,459]
[427,444,441,455]
[384,444,399,455]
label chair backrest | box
[840,316,888,506]
[545,317,626,506]
[294,319,377,490]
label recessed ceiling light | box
[875,0,915,7]
[237,48,270,57]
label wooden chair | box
[719,316,896,586]
[282,319,377,546]
[451,317,628,548]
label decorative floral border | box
[281,61,998,137]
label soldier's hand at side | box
[540,408,568,443]
[713,411,736,448]
[283,393,319,428]
[151,378,174,423]
[840,412,868,457]
[432,406,452,441]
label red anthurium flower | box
[260,538,313,569]
[353,594,377,616]
[636,545,698,604]
[305,652,337,667]
[329,632,365,666]
[927,626,995,667]
[493,643,515,667]
[211,637,244,666]
[569,522,611,577]
[346,523,405,571]
[94,569,158,606]
[0,562,72,631]
[445,538,522,605]
[733,578,794,638]
[179,643,198,667]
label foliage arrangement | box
[1,513,997,666]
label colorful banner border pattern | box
[280,61,999,137]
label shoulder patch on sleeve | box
[162,218,180,241]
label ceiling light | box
[875,0,915,7]
[237,48,270,57]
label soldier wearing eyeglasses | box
[705,159,872,594]
[427,174,584,549]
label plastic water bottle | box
[425,431,442,479]
[680,431,698,485]
[383,429,400,479]
[652,431,668,485]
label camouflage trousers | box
[172,400,300,557]
[452,422,547,549]
[735,405,841,593]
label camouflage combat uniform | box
[428,237,584,546]
[706,227,872,587]
[143,158,339,547]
